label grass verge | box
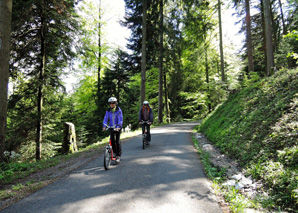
[195,68,298,211]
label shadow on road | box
[2,121,221,213]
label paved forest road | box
[2,122,222,213]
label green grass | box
[192,134,259,212]
[195,68,298,211]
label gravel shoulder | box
[195,132,266,213]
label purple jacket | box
[103,106,123,128]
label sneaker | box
[116,156,120,163]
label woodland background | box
[0,0,297,166]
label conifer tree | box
[0,0,13,161]
[9,0,80,160]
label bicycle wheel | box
[142,135,146,150]
[104,148,111,170]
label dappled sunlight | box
[152,128,191,134]
[68,177,212,213]
[166,149,184,154]
[128,152,200,172]
[130,155,176,165]
[151,122,200,134]
[2,121,220,212]
[169,170,187,175]
[91,182,112,189]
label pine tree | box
[0,0,13,161]
[9,0,80,160]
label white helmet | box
[108,97,117,103]
[143,101,149,105]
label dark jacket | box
[138,106,153,123]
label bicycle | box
[103,125,121,170]
[141,120,151,149]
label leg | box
[110,129,117,155]
[115,130,121,156]
[142,123,145,134]
[146,124,151,142]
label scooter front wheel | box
[104,148,111,170]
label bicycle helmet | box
[143,101,149,105]
[108,97,117,103]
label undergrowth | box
[196,68,298,211]
[192,135,264,212]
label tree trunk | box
[158,0,163,123]
[260,0,267,75]
[245,0,254,72]
[140,0,147,106]
[263,0,274,76]
[62,122,78,154]
[97,0,102,132]
[205,37,212,112]
[36,0,46,160]
[278,0,286,35]
[117,58,120,103]
[164,53,170,123]
[0,0,13,161]
[218,0,225,82]
[164,68,170,123]
[270,2,278,54]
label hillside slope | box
[197,68,298,210]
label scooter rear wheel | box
[142,134,147,150]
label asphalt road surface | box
[2,122,222,213]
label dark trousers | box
[142,123,151,142]
[109,129,122,156]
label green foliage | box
[1,161,42,183]
[8,0,81,160]
[6,78,67,160]
[283,30,298,65]
[247,161,298,209]
[222,186,258,212]
[62,75,98,145]
[179,92,208,120]
[198,68,298,210]
[277,146,298,167]
[121,74,141,129]
[234,0,298,72]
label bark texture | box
[0,0,13,161]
